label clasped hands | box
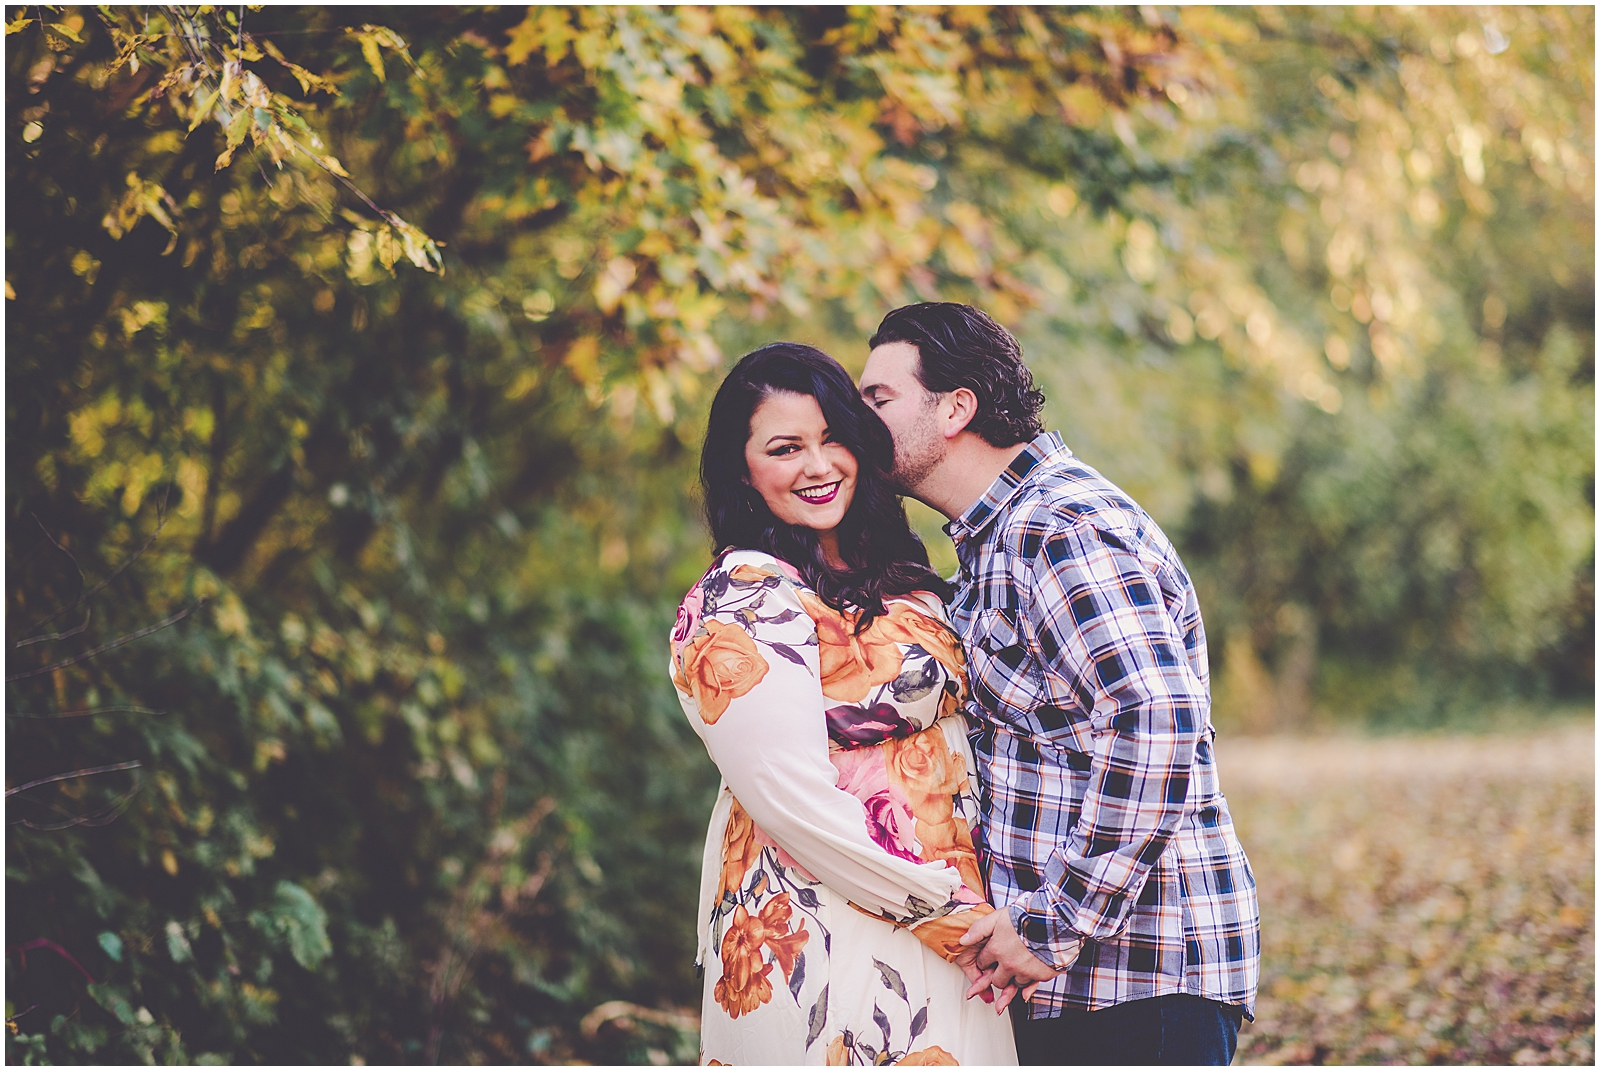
[951,909,1059,1015]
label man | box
[860,302,1260,1065]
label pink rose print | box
[831,748,921,862]
[673,583,704,645]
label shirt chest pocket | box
[968,607,1048,714]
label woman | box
[671,343,1017,1066]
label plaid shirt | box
[948,432,1260,1019]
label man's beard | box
[889,405,946,496]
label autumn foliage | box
[6,6,1591,1064]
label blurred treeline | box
[5,6,1591,1064]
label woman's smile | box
[794,480,842,504]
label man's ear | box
[942,387,980,439]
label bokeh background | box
[6,6,1592,1064]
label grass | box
[1222,721,1595,1065]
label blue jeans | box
[1011,994,1244,1066]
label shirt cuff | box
[1008,893,1086,972]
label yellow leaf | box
[504,9,543,66]
[1056,83,1106,126]
[1047,184,1079,217]
[374,226,399,270]
[188,89,220,132]
[5,16,34,35]
[536,7,580,66]
[359,34,386,82]
[595,256,636,313]
[320,155,351,178]
[564,336,601,387]
[505,368,541,400]
[260,38,338,95]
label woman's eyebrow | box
[765,433,802,446]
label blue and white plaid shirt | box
[948,432,1259,1019]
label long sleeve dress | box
[671,550,1018,1066]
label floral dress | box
[671,550,1018,1066]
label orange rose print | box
[718,799,762,903]
[896,1046,959,1065]
[800,592,905,702]
[930,815,986,899]
[885,731,965,819]
[714,905,775,1018]
[826,1035,853,1066]
[729,563,772,583]
[886,731,985,897]
[875,602,968,688]
[682,620,770,723]
[909,903,995,962]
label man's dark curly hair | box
[868,302,1046,447]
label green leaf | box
[224,108,251,148]
[187,89,220,132]
[96,931,123,963]
[165,920,192,963]
[269,881,332,969]
[86,983,136,1026]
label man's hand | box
[949,939,1016,1008]
[959,909,1059,1014]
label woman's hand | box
[959,910,1059,1013]
[950,939,1017,1010]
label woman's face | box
[744,390,859,543]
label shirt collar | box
[944,431,1071,547]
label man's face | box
[860,341,946,494]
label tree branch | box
[31,512,87,586]
[12,779,144,831]
[14,608,91,648]
[6,599,206,682]
[7,939,97,985]
[20,487,171,639]
[8,705,166,720]
[6,760,141,798]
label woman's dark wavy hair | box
[868,302,1046,447]
[702,342,951,628]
